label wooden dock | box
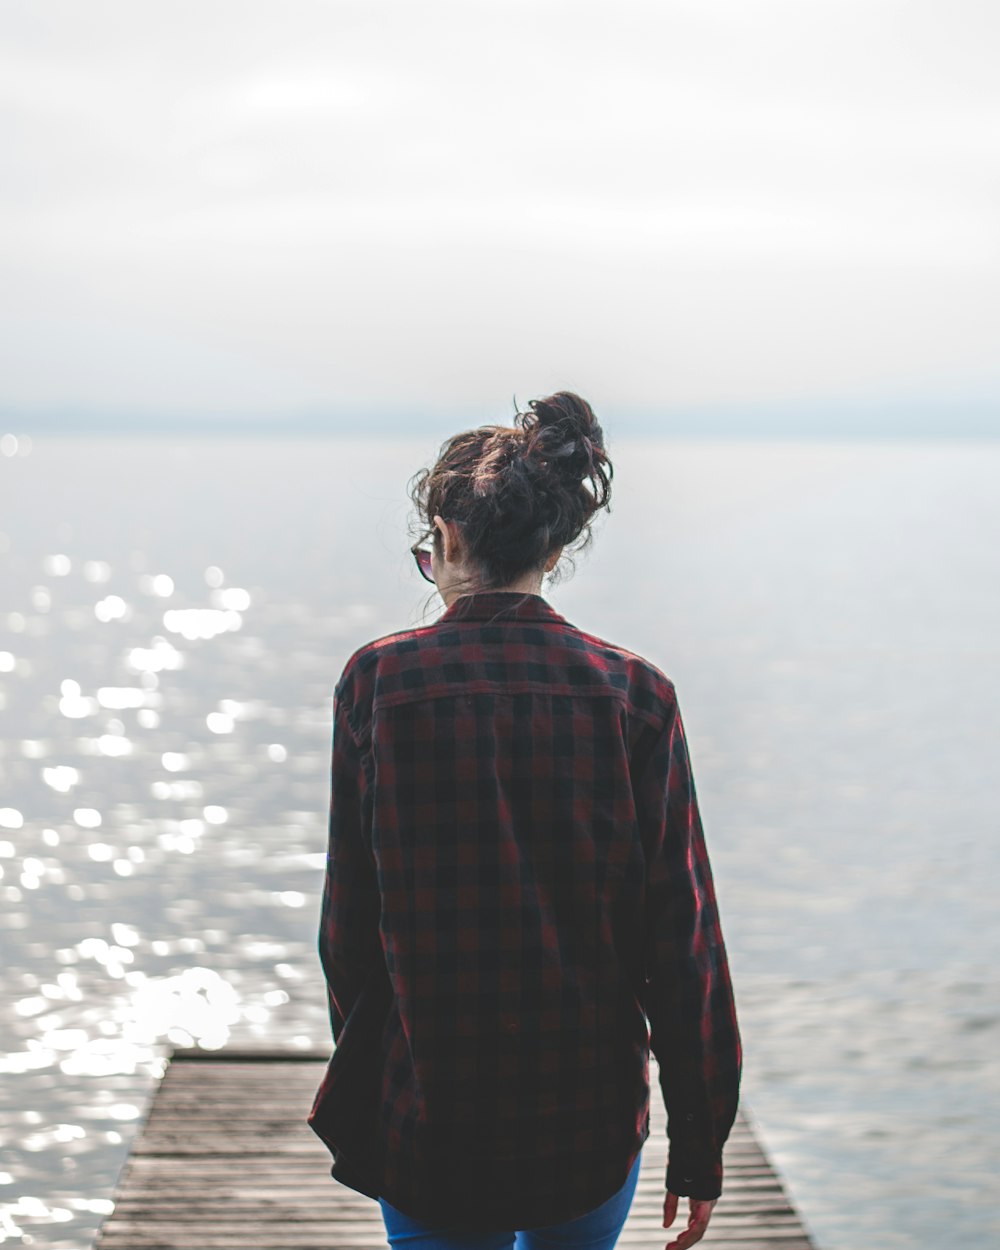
[95,1051,816,1250]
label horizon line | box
[3,404,1000,440]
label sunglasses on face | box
[410,541,435,584]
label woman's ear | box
[432,514,453,561]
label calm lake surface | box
[1,432,998,1250]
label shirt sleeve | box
[318,682,381,1044]
[633,693,742,1201]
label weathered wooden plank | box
[96,1052,816,1250]
[105,1191,802,1216]
[99,1238,388,1250]
[129,1133,765,1157]
[118,1155,782,1180]
[108,1200,801,1220]
[98,1231,816,1248]
[100,1230,817,1248]
[140,1099,755,1131]
[142,1114,754,1151]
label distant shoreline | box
[3,410,1000,440]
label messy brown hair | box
[407,391,613,603]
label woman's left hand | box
[662,1190,717,1249]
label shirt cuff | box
[665,1157,722,1201]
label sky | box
[1,0,999,432]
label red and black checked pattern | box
[309,590,741,1230]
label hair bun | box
[516,391,605,474]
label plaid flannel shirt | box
[308,590,741,1229]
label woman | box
[308,392,742,1250]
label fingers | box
[664,1198,716,1250]
[662,1191,678,1228]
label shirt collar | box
[438,590,571,626]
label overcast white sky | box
[2,0,998,425]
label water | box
[1,432,998,1249]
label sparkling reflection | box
[139,574,174,597]
[163,607,242,640]
[97,687,147,709]
[59,681,97,718]
[210,586,250,610]
[127,638,182,672]
[42,765,79,791]
[82,559,111,583]
[97,734,133,757]
[44,555,72,577]
[94,595,129,622]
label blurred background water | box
[1,432,998,1250]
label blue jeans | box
[378,1150,642,1250]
